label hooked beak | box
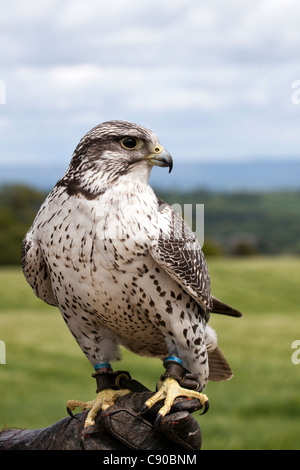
[145,145,173,173]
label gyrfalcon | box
[22,120,241,428]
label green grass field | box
[1,257,300,449]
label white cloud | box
[6,60,279,115]
[1,0,300,166]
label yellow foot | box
[67,388,131,428]
[143,377,209,421]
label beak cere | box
[146,147,173,173]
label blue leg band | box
[163,356,183,366]
[94,362,112,371]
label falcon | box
[22,120,241,428]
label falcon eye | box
[121,137,138,150]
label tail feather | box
[211,296,242,318]
[208,346,233,381]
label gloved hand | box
[0,390,203,450]
[81,390,203,451]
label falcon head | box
[62,120,173,197]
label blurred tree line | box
[0,184,46,265]
[157,189,300,257]
[0,183,299,265]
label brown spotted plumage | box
[22,120,241,425]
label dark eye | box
[121,137,137,149]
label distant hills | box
[0,159,300,192]
[151,160,300,192]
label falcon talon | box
[81,425,100,438]
[66,407,78,419]
[154,413,163,427]
[138,403,149,415]
[200,400,209,415]
[143,377,210,421]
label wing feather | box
[211,296,242,318]
[150,198,212,316]
[22,233,56,306]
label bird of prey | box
[22,120,241,428]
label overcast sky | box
[1,0,300,167]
